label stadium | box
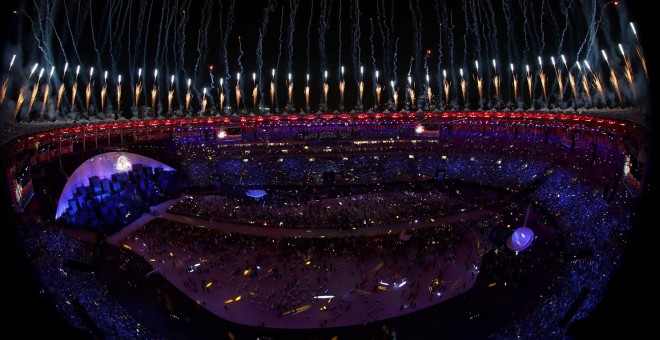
[0,0,654,338]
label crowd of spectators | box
[5,114,639,337]
[16,215,161,338]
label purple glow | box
[55,152,174,219]
[245,189,267,198]
[507,227,534,252]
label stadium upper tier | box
[0,108,647,160]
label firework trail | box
[426,74,432,108]
[274,7,285,110]
[352,0,362,86]
[27,68,44,118]
[134,68,142,109]
[370,17,378,107]
[338,65,345,108]
[0,55,16,105]
[141,0,155,78]
[391,81,398,108]
[635,45,648,81]
[48,16,70,71]
[131,0,147,84]
[407,61,414,107]
[175,0,192,83]
[517,0,531,58]
[41,66,55,119]
[557,0,574,53]
[237,35,244,82]
[101,70,107,114]
[270,70,276,109]
[462,1,469,68]
[286,0,300,77]
[221,0,235,110]
[307,0,314,76]
[370,18,377,76]
[220,78,226,113]
[20,6,53,67]
[528,2,542,57]
[252,73,258,110]
[538,0,546,53]
[630,23,648,80]
[318,0,330,90]
[592,72,605,103]
[468,1,482,67]
[473,61,484,106]
[375,83,382,107]
[124,1,136,81]
[443,70,450,106]
[305,74,310,110]
[236,72,242,111]
[359,78,365,107]
[117,75,122,116]
[510,64,518,103]
[319,0,331,106]
[609,68,621,104]
[619,44,636,101]
[561,55,577,104]
[376,0,387,75]
[284,73,292,109]
[538,57,547,102]
[185,78,192,113]
[501,0,515,63]
[568,69,577,104]
[201,87,207,114]
[583,60,603,104]
[110,1,129,77]
[70,65,81,113]
[56,63,69,111]
[193,0,213,86]
[478,1,496,77]
[87,0,103,72]
[236,36,246,109]
[484,1,500,62]
[601,50,621,104]
[409,0,422,79]
[433,1,443,86]
[60,1,82,66]
[159,4,179,82]
[151,70,158,117]
[256,0,276,105]
[14,90,26,121]
[85,68,94,113]
[577,0,598,60]
[128,1,144,97]
[460,68,467,105]
[338,0,343,80]
[168,75,175,113]
[323,82,329,107]
[525,65,533,103]
[551,57,564,102]
[493,74,500,101]
[440,2,456,100]
[154,1,167,69]
[576,62,591,106]
[392,37,399,84]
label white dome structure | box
[55,152,174,219]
